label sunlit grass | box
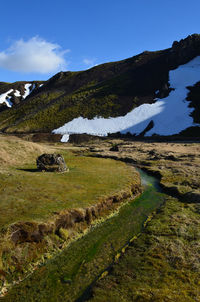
[0,146,134,229]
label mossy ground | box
[0,135,137,294]
[90,197,200,302]
[2,187,165,301]
[92,140,200,200]
[1,138,200,301]
[76,140,200,301]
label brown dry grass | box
[0,134,140,295]
[88,139,200,200]
[0,135,53,168]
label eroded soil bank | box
[2,168,165,301]
[78,139,200,301]
[0,172,141,297]
[0,135,142,297]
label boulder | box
[36,153,68,172]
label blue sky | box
[0,0,199,82]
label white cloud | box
[83,58,97,67]
[0,37,69,74]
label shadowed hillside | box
[0,34,199,135]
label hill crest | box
[0,34,199,138]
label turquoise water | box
[135,167,162,192]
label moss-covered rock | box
[36,153,68,172]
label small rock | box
[165,154,178,161]
[110,145,119,152]
[36,153,68,172]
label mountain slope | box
[0,81,44,111]
[0,34,200,137]
[53,55,200,141]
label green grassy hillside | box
[0,34,199,134]
[0,50,168,133]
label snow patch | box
[53,103,163,140]
[146,56,200,136]
[0,83,36,109]
[53,56,200,142]
[14,90,21,97]
[61,134,70,142]
[0,89,13,107]
[23,83,32,99]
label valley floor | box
[89,139,200,201]
[0,135,140,298]
[90,196,200,302]
[83,139,200,301]
[1,136,200,301]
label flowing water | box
[4,168,167,302]
[135,167,162,191]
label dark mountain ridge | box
[0,34,199,136]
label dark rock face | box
[170,34,200,68]
[31,133,62,143]
[36,153,68,172]
[139,120,154,137]
[0,103,8,113]
[68,133,103,144]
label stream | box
[135,166,162,192]
[3,167,167,302]
[76,167,165,302]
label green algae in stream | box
[130,188,163,209]
[3,185,166,302]
[90,197,200,302]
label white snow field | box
[0,83,35,107]
[53,56,200,142]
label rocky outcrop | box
[170,34,200,68]
[36,153,68,172]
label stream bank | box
[3,167,166,302]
